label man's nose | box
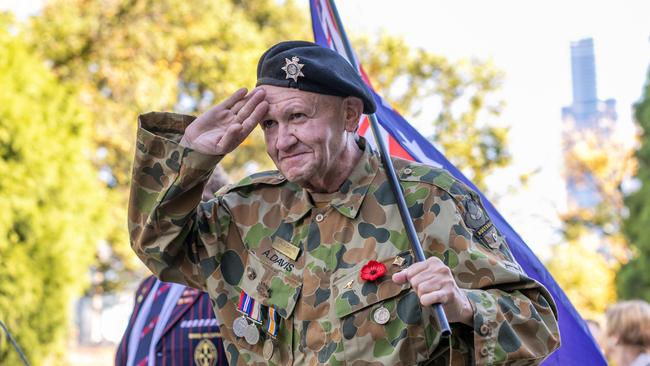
[276,124,297,151]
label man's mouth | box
[279,151,310,162]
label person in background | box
[605,300,650,366]
[116,168,229,366]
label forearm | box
[128,112,223,288]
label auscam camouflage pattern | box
[129,112,560,365]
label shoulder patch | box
[395,162,505,251]
[219,170,286,194]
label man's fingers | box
[232,87,265,114]
[240,101,269,135]
[214,124,244,152]
[420,290,449,307]
[392,271,407,284]
[234,89,266,124]
[219,88,248,110]
[393,260,428,283]
[231,99,246,115]
[416,278,442,299]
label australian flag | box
[310,0,607,364]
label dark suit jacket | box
[115,276,227,366]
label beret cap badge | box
[281,56,305,82]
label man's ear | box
[342,97,364,132]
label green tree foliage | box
[26,0,311,290]
[354,34,510,191]
[0,14,109,365]
[619,66,650,302]
[546,239,616,320]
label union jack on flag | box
[309,0,607,364]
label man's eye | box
[289,113,306,120]
[261,120,276,129]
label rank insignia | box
[282,56,305,82]
[194,339,217,366]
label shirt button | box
[315,213,325,222]
[480,324,491,336]
[247,267,257,280]
[480,346,489,357]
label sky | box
[2,0,649,256]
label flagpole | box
[325,0,451,336]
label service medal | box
[263,338,275,361]
[244,324,260,345]
[233,315,249,338]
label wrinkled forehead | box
[260,85,316,104]
[260,85,342,114]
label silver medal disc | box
[263,338,275,360]
[373,306,391,325]
[244,324,260,345]
[233,316,249,338]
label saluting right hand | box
[180,88,269,155]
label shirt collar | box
[282,137,379,222]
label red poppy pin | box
[360,260,386,282]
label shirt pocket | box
[236,251,303,365]
[333,251,440,365]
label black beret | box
[256,40,377,114]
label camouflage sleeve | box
[128,112,229,290]
[398,165,560,365]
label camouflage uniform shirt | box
[129,112,560,365]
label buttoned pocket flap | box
[239,252,302,319]
[334,251,413,319]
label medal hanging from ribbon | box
[265,306,278,338]
[238,291,262,324]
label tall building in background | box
[562,38,617,129]
[561,38,617,209]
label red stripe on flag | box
[324,1,341,34]
[388,135,414,161]
[358,116,369,136]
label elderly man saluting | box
[129,41,560,365]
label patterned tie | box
[132,282,171,366]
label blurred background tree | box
[0,13,109,365]
[619,65,650,302]
[26,0,310,293]
[546,94,637,318]
[355,34,510,191]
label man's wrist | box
[458,290,475,326]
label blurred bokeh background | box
[0,0,649,364]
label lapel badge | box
[194,339,218,366]
[282,56,305,82]
[392,256,405,267]
[344,280,354,289]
